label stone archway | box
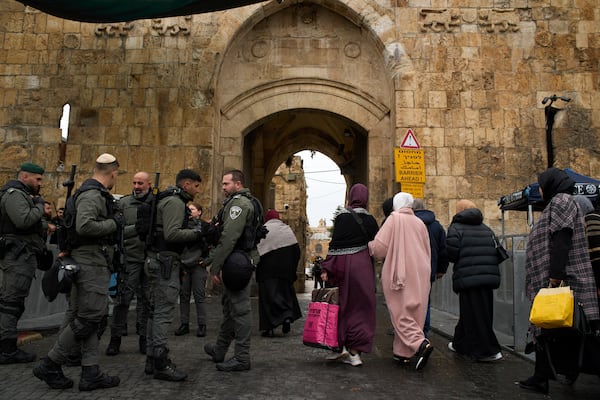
[213,3,394,216]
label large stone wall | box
[0,0,598,235]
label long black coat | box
[446,208,500,293]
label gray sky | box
[295,150,346,227]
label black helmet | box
[41,256,80,302]
[221,250,254,291]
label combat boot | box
[153,347,187,382]
[78,365,120,391]
[139,335,147,354]
[144,356,154,375]
[33,357,74,389]
[105,336,121,356]
[0,339,36,364]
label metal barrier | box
[430,235,531,352]
[16,244,68,331]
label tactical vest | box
[150,188,191,254]
[59,179,118,251]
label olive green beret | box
[19,162,45,175]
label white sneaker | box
[478,352,502,362]
[448,342,456,352]
[343,352,363,367]
[326,347,348,361]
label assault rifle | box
[146,172,160,249]
[56,164,76,253]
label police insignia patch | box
[229,205,242,220]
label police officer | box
[33,153,121,391]
[105,171,152,356]
[144,169,202,381]
[0,162,46,364]
[204,169,263,372]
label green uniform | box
[145,187,200,359]
[0,180,45,348]
[47,178,118,367]
[208,188,259,364]
[109,193,150,338]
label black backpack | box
[57,179,115,252]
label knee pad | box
[0,300,25,318]
[70,317,99,340]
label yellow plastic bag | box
[529,286,574,329]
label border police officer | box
[33,153,121,391]
[144,169,202,381]
[106,171,152,356]
[0,162,46,364]
[204,169,263,372]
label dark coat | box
[446,208,500,293]
[414,209,449,281]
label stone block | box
[396,107,426,126]
[429,91,447,108]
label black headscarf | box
[538,167,574,201]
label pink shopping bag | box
[302,301,340,351]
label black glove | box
[32,196,45,206]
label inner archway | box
[243,108,368,205]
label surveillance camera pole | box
[542,94,571,168]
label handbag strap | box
[347,207,370,242]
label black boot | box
[105,336,121,356]
[78,365,120,391]
[33,357,74,389]
[144,356,154,375]
[0,338,36,364]
[196,325,206,337]
[174,324,189,336]
[139,335,147,354]
[153,347,187,381]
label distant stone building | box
[1,1,599,239]
[307,218,331,265]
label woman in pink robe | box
[368,192,433,370]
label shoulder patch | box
[229,205,242,220]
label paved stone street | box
[2,283,600,400]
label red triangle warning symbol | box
[400,129,420,149]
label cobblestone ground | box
[2,285,600,400]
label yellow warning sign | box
[394,147,425,183]
[399,182,424,199]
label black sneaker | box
[216,357,251,372]
[78,366,120,391]
[282,318,291,334]
[518,375,549,394]
[204,344,225,363]
[414,339,433,371]
[174,324,189,336]
[0,348,36,364]
[33,357,74,389]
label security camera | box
[284,204,289,210]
